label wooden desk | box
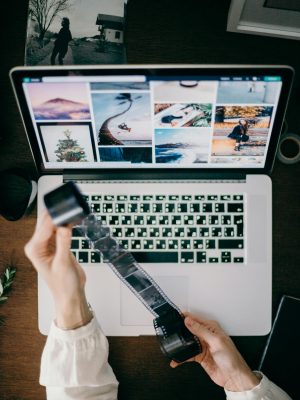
[0,1,300,399]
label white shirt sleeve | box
[39,317,118,400]
[225,371,293,400]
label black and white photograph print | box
[99,147,152,163]
[25,0,128,66]
[93,93,152,146]
[154,103,212,128]
[25,82,91,120]
[216,81,282,104]
[37,122,96,162]
[125,271,153,293]
[155,128,211,164]
[152,80,217,103]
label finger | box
[184,316,217,342]
[32,210,56,243]
[55,225,72,259]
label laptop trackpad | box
[120,276,189,326]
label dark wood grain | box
[0,1,299,399]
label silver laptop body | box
[10,64,294,336]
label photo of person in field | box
[212,105,273,157]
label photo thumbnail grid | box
[22,78,282,167]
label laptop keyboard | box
[71,194,245,264]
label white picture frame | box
[227,0,300,40]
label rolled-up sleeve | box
[40,317,118,400]
[225,371,292,400]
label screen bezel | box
[10,64,294,177]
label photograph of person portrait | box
[25,0,128,66]
[211,105,273,157]
[216,81,281,104]
[154,103,212,128]
[25,82,91,120]
[99,147,152,163]
[37,122,96,162]
[92,92,152,146]
[152,80,218,103]
[155,128,211,164]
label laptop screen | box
[11,66,293,173]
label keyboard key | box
[233,195,243,200]
[205,239,215,249]
[209,257,219,263]
[159,215,170,225]
[72,228,83,237]
[153,203,163,213]
[71,239,79,249]
[219,239,244,249]
[178,203,188,212]
[82,240,90,249]
[181,240,191,249]
[91,195,101,201]
[143,240,154,249]
[103,203,113,213]
[209,215,219,225]
[156,195,166,200]
[182,195,192,201]
[169,195,179,200]
[91,252,101,263]
[228,203,243,212]
[121,215,132,225]
[162,227,173,237]
[181,252,194,263]
[104,195,114,201]
[115,203,125,213]
[190,203,200,212]
[147,215,157,225]
[143,195,153,200]
[220,195,231,200]
[149,227,160,237]
[193,240,203,249]
[130,195,140,201]
[199,227,209,237]
[174,227,185,237]
[140,203,150,213]
[112,227,123,237]
[187,227,197,237]
[215,203,225,212]
[221,251,231,263]
[117,195,127,201]
[168,239,178,249]
[120,240,129,249]
[211,227,222,237]
[128,203,138,213]
[221,215,231,225]
[131,240,141,250]
[234,215,244,237]
[196,216,206,225]
[171,215,182,225]
[124,227,135,237]
[137,227,147,237]
[131,252,178,263]
[108,215,119,225]
[134,215,144,225]
[208,195,218,200]
[91,203,101,213]
[184,215,194,225]
[165,203,175,213]
[234,257,244,263]
[79,252,89,263]
[203,203,212,212]
[224,227,235,237]
[156,239,166,249]
[195,195,205,200]
[196,251,207,263]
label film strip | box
[44,181,202,362]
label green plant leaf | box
[0,296,8,303]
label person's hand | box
[24,210,92,329]
[170,313,260,392]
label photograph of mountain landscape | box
[155,128,211,164]
[25,0,128,66]
[25,82,91,120]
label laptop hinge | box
[63,169,246,183]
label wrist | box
[225,368,261,392]
[55,292,93,330]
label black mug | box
[0,168,37,221]
[277,132,300,165]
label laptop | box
[10,64,294,336]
